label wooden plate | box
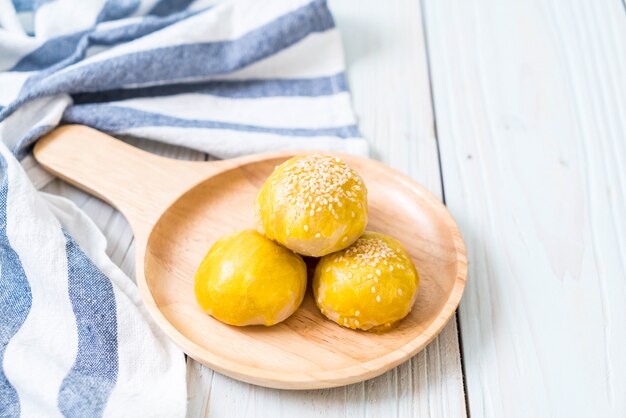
[34,125,467,389]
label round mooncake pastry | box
[256,154,368,257]
[313,231,419,332]
[194,230,307,326]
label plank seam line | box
[418,1,471,417]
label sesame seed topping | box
[326,267,331,272]
[398,288,403,295]
[342,236,348,242]
[285,228,290,236]
[390,265,394,271]
[371,286,376,293]
[376,295,381,302]
[355,319,360,326]
[355,310,360,316]
[367,274,373,279]
[340,236,405,268]
[304,224,309,232]
[351,211,355,218]
[269,154,365,218]
[374,277,379,283]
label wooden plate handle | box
[34,125,218,242]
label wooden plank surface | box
[422,0,626,416]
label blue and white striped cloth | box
[0,0,366,416]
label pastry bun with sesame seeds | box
[194,230,307,326]
[313,231,419,332]
[256,154,368,257]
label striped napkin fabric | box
[0,0,366,417]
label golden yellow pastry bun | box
[256,154,368,257]
[194,230,307,326]
[313,231,419,332]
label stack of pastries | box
[194,154,419,331]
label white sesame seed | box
[285,228,290,236]
[326,267,331,272]
[371,286,376,293]
[355,319,360,326]
[351,211,355,218]
[342,236,348,242]
[398,288,403,295]
[304,225,309,232]
[374,277,379,283]
[315,233,321,238]
[376,269,381,276]
[355,310,360,317]
[390,265,394,271]
[376,295,381,302]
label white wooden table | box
[36,1,626,416]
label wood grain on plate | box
[34,125,467,390]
